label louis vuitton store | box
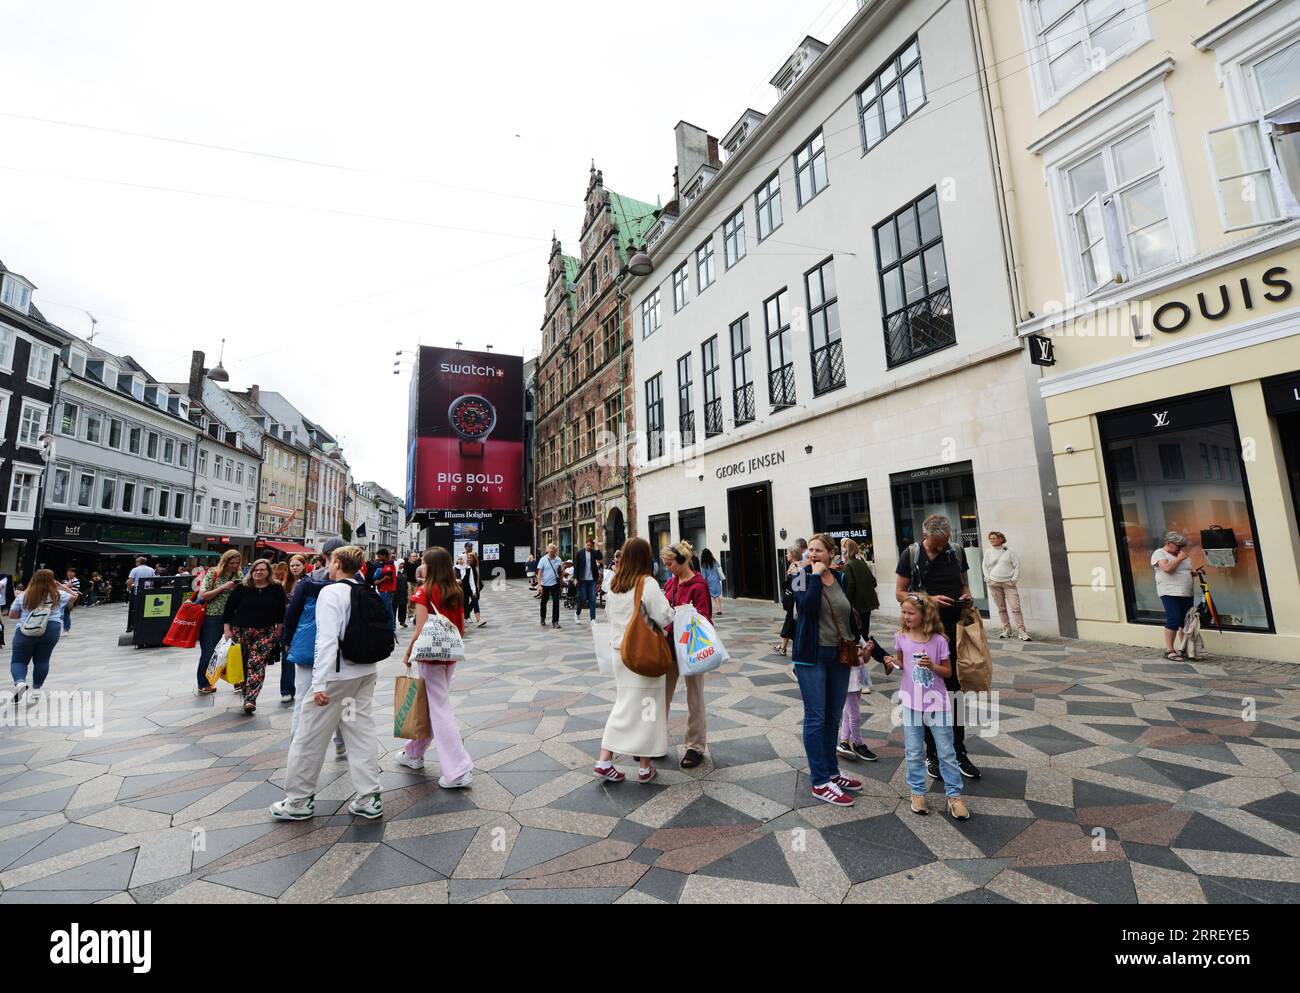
[1038,256,1300,662]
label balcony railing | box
[811,340,846,396]
[704,397,723,438]
[733,383,755,425]
[884,289,955,368]
[679,410,696,446]
[768,363,796,409]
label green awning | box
[112,544,199,558]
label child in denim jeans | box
[895,593,970,821]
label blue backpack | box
[287,595,319,666]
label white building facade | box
[628,0,1072,634]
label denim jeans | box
[903,710,963,798]
[576,580,597,620]
[279,643,297,697]
[793,646,852,787]
[379,591,395,632]
[196,615,226,690]
[11,625,62,688]
[62,606,73,630]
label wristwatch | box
[448,394,497,457]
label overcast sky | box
[0,0,857,488]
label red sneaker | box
[832,774,863,793]
[593,764,625,782]
[811,782,854,807]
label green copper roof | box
[607,191,660,261]
[563,255,580,286]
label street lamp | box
[628,252,653,277]
[207,338,230,383]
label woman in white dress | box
[595,538,674,784]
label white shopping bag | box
[671,605,729,676]
[591,622,614,676]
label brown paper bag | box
[393,673,432,740]
[955,606,993,693]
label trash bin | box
[130,576,195,648]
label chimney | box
[249,384,260,407]
[674,122,723,205]
[188,350,205,402]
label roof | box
[607,191,660,261]
[0,257,71,343]
[562,255,580,287]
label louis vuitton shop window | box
[1099,390,1272,633]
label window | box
[77,472,95,508]
[806,259,846,395]
[60,402,79,436]
[222,501,232,527]
[146,432,159,460]
[794,130,829,206]
[1158,443,1185,480]
[27,344,54,384]
[8,469,38,515]
[129,426,142,455]
[702,336,722,438]
[645,374,664,460]
[876,189,954,367]
[1026,0,1148,105]
[210,501,220,525]
[225,458,234,482]
[174,492,185,520]
[1064,123,1178,292]
[108,418,123,450]
[120,480,135,513]
[754,173,783,241]
[159,488,171,519]
[583,336,595,376]
[723,207,747,269]
[214,455,223,479]
[100,475,116,512]
[179,443,189,468]
[602,313,619,361]
[194,496,203,524]
[18,401,46,447]
[640,290,662,339]
[232,504,240,528]
[677,354,695,446]
[51,466,70,505]
[604,395,621,442]
[764,289,796,409]
[0,327,13,368]
[585,409,596,454]
[235,461,243,485]
[1,276,32,314]
[163,438,175,464]
[695,238,716,291]
[859,37,925,151]
[198,449,208,475]
[672,262,689,312]
[141,486,155,516]
[730,316,754,425]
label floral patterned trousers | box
[232,626,277,706]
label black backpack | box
[338,580,396,669]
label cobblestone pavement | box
[1,582,1298,905]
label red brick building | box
[534,166,659,558]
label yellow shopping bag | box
[222,643,245,685]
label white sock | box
[596,760,612,771]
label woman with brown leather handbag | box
[594,538,676,784]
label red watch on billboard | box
[448,394,497,458]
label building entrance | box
[726,482,776,601]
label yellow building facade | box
[975,0,1300,660]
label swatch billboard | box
[408,346,524,513]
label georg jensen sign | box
[715,450,787,479]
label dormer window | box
[86,359,106,383]
[117,372,135,396]
[1,274,33,315]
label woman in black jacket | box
[223,559,287,715]
[774,545,801,656]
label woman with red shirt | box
[661,540,712,769]
[397,547,474,789]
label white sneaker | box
[280,694,293,704]
[438,771,474,790]
[998,626,1011,639]
[1018,629,1032,642]
[26,689,42,705]
[348,793,383,820]
[396,751,425,771]
[270,795,315,821]
[12,682,27,703]
[475,619,486,628]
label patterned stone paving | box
[0,581,1298,905]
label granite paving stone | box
[0,587,1294,903]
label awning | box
[111,544,198,559]
[260,541,315,556]
[40,540,139,556]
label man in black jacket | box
[571,538,602,624]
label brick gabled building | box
[533,166,659,558]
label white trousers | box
[290,664,344,747]
[283,672,381,802]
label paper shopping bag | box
[955,606,993,693]
[393,674,432,740]
[222,643,245,685]
[591,622,613,676]
[672,604,729,677]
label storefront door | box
[890,462,986,612]
[1264,372,1300,544]
[648,515,672,556]
[727,483,776,601]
